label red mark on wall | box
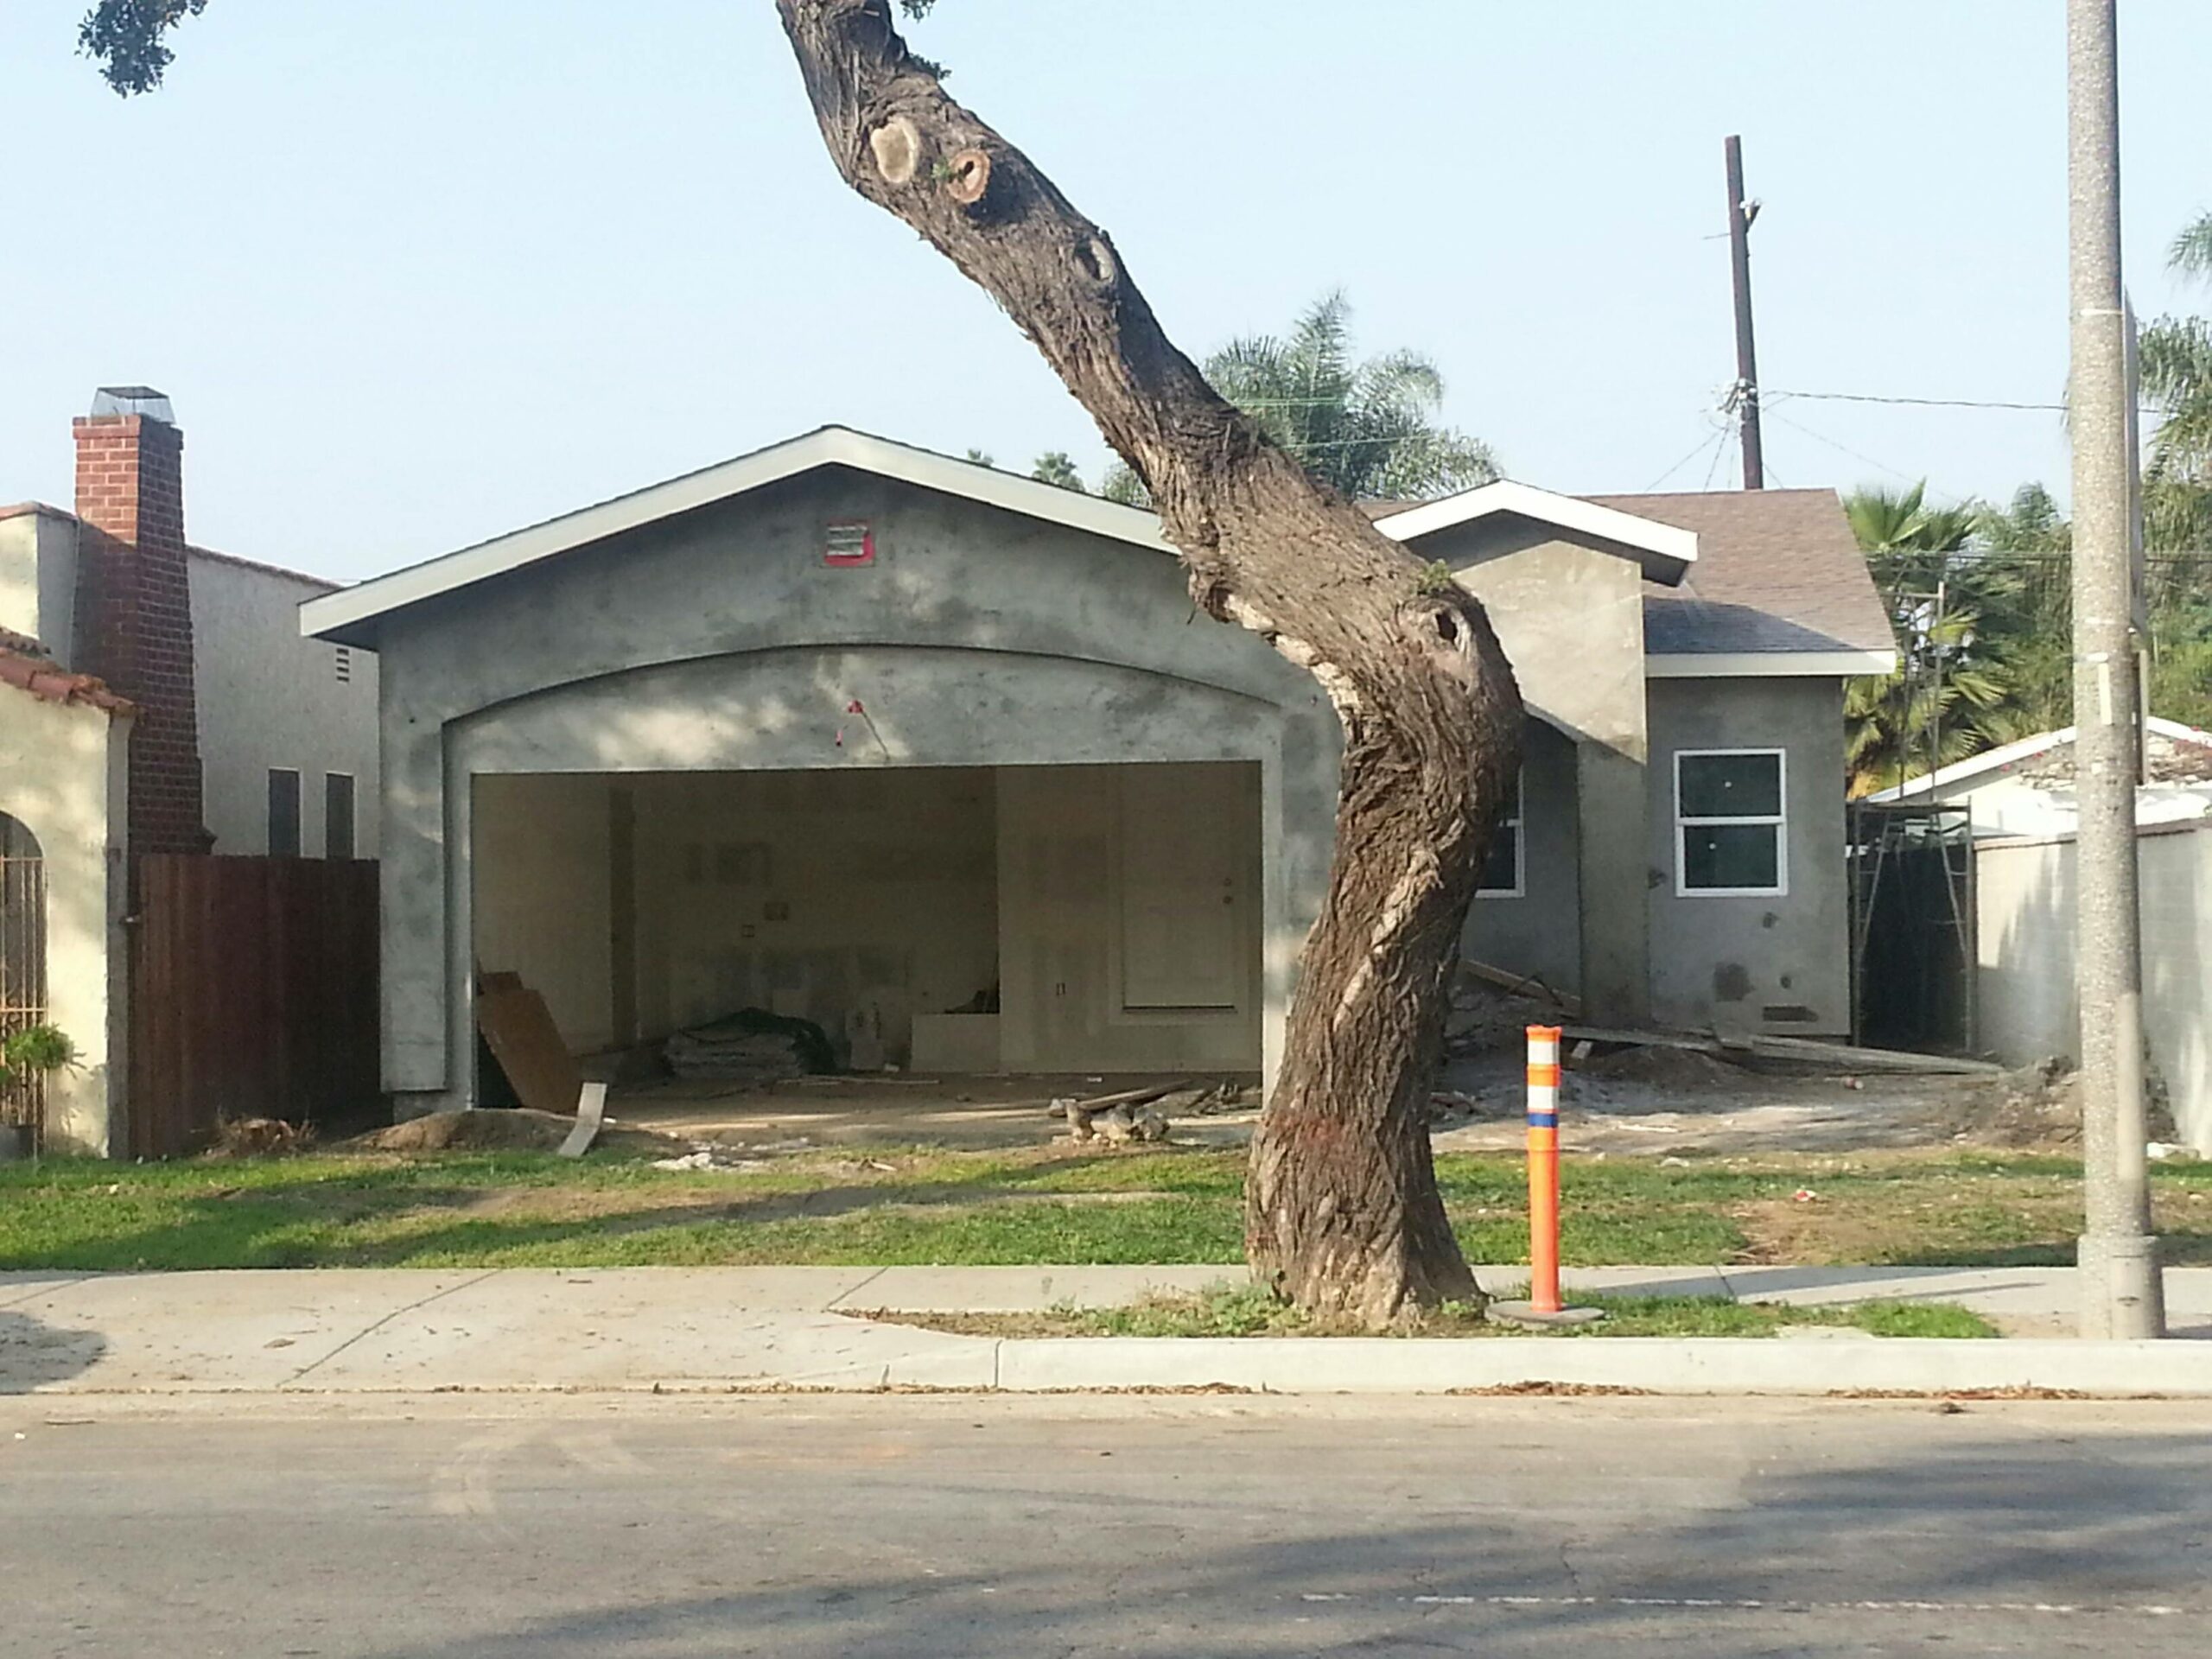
[823,520,874,567]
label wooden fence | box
[129,855,379,1158]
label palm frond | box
[2170,212,2212,286]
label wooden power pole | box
[1725,135,1765,490]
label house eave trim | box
[301,426,1174,644]
[1374,479,1700,583]
[1645,649,1897,679]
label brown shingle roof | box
[1370,486,1895,660]
[1587,488,1895,658]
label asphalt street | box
[3,1392,2208,1656]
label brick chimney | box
[73,388,209,855]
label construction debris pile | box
[663,1009,836,1086]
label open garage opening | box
[467,761,1265,1133]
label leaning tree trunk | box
[777,0,1524,1327]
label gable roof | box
[1370,480,1698,582]
[300,426,1892,680]
[302,427,1174,646]
[1868,716,2212,802]
[1587,489,1896,673]
[1370,485,1896,677]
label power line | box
[1700,426,1735,492]
[1771,388,2067,412]
[1773,386,2169,416]
[1640,425,1732,493]
[1764,406,1930,489]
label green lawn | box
[867,1284,2000,1340]
[0,1144,2206,1272]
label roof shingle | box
[1588,488,1896,658]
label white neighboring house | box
[1871,718,2212,1155]
[1866,715,2212,836]
[0,390,380,1153]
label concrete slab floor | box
[613,1071,1259,1149]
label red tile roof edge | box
[0,646,135,715]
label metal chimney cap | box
[91,387,175,423]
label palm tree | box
[1030,451,1083,491]
[2140,211,2212,498]
[1202,290,1498,501]
[1096,291,1497,507]
[1843,482,2012,791]
[1845,608,2012,796]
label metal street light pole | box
[2065,0,2164,1340]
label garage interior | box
[469,760,1265,1117]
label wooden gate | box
[0,813,48,1151]
[129,855,379,1158]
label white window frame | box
[1474,770,1525,899]
[1674,748,1788,898]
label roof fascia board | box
[1870,714,2212,802]
[1374,480,1699,582]
[302,427,1173,642]
[1646,649,1896,679]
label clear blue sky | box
[3,1,2208,582]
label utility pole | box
[1725,134,1764,489]
[2066,0,2164,1340]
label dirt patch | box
[1578,1046,1753,1092]
[346,1109,686,1158]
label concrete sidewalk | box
[3,1266,2208,1399]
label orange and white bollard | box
[1525,1024,1564,1313]
[1487,1024,1605,1327]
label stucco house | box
[1866,715,2212,837]
[1866,715,2212,1153]
[302,427,1893,1117]
[0,390,382,1152]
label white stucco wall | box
[190,551,379,857]
[0,509,80,657]
[1975,821,2212,1154]
[0,689,130,1154]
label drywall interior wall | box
[996,760,1262,1075]
[470,773,614,1055]
[626,766,999,1065]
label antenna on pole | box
[1724,135,1765,490]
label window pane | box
[267,770,301,858]
[325,774,356,861]
[1478,823,1520,893]
[1680,753,1781,818]
[1682,823,1779,891]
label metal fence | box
[0,813,48,1151]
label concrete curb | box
[987,1336,2212,1396]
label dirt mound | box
[1442,986,1574,1056]
[1936,1062,2088,1148]
[347,1109,684,1157]
[1580,1045,1750,1092]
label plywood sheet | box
[475,981,583,1115]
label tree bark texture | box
[776,0,1523,1325]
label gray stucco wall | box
[191,555,380,857]
[1460,717,1581,993]
[1427,518,1651,1021]
[1645,676,1851,1034]
[368,468,1338,1111]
